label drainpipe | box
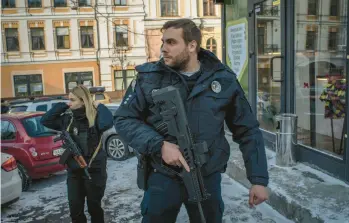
[95,1,101,86]
[221,3,226,64]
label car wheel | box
[17,163,32,191]
[106,135,130,161]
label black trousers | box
[66,164,107,223]
[141,171,224,223]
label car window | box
[1,120,16,140]
[95,93,105,100]
[36,104,48,112]
[22,116,56,137]
[9,106,28,113]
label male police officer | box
[114,19,269,223]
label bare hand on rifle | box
[161,141,190,172]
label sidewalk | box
[225,135,349,223]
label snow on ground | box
[1,157,293,223]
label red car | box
[1,112,66,191]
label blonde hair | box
[71,85,97,127]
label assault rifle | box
[55,131,91,180]
[152,86,210,223]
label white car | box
[9,98,69,113]
[104,103,134,161]
[1,152,22,206]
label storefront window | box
[294,0,347,157]
[13,74,43,97]
[225,0,249,94]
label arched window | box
[206,38,217,55]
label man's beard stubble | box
[168,49,190,71]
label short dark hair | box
[161,19,202,52]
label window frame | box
[13,74,43,97]
[115,25,129,47]
[160,0,179,17]
[2,0,16,8]
[30,27,45,51]
[5,28,19,52]
[27,0,42,8]
[114,69,136,91]
[80,26,95,49]
[56,27,70,49]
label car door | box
[1,120,19,158]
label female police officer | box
[41,85,113,223]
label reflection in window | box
[160,0,178,17]
[306,30,317,50]
[330,0,339,17]
[115,69,136,91]
[5,28,19,52]
[80,26,94,48]
[206,38,217,55]
[328,31,337,51]
[56,27,70,49]
[31,28,45,50]
[307,0,318,16]
[295,0,347,157]
[13,74,43,97]
[1,121,16,140]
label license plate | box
[53,148,65,156]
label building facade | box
[1,0,147,99]
[221,0,349,182]
[144,0,222,62]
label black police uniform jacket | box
[114,49,269,186]
[41,102,113,170]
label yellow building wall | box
[1,61,100,98]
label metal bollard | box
[275,113,298,167]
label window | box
[28,0,42,8]
[1,121,16,140]
[65,72,93,93]
[31,28,45,50]
[2,0,16,8]
[56,27,70,49]
[203,0,215,16]
[36,104,47,111]
[80,26,94,48]
[306,31,317,50]
[295,0,347,158]
[13,74,43,97]
[115,25,128,46]
[79,0,91,7]
[114,0,126,6]
[330,0,339,17]
[95,93,105,100]
[5,28,19,52]
[9,105,28,113]
[22,116,55,137]
[54,0,67,7]
[328,31,337,51]
[307,0,318,16]
[206,38,217,55]
[9,106,28,113]
[114,69,136,90]
[161,0,178,17]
